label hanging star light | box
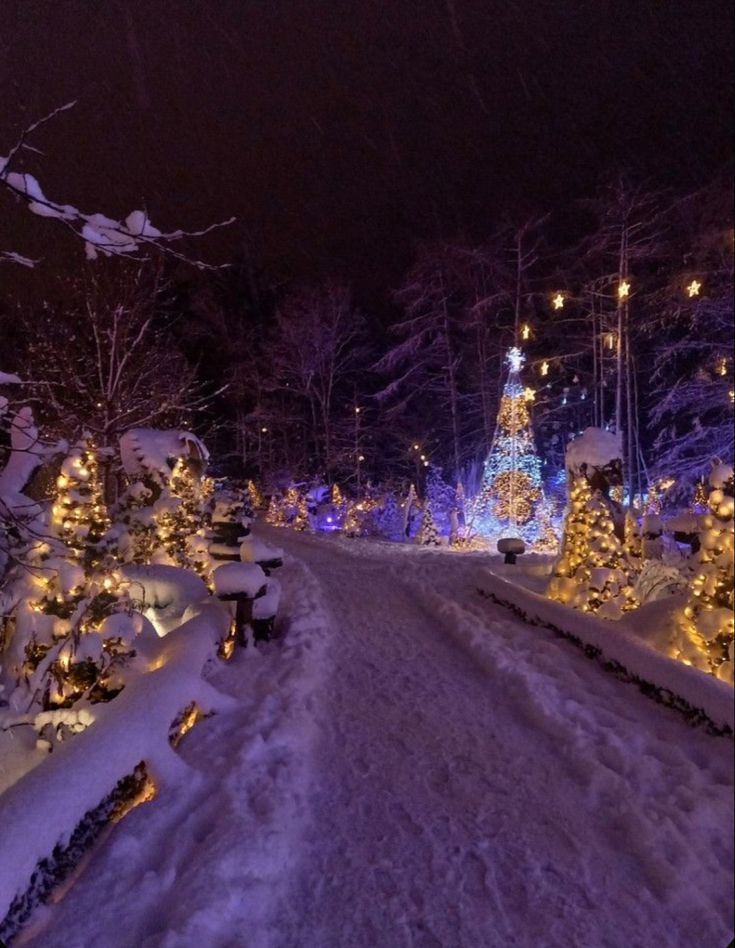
[523,387,536,402]
[618,280,630,301]
[687,279,701,298]
[552,293,565,310]
[540,360,549,377]
[521,323,531,340]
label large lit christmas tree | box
[473,347,545,542]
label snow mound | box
[120,565,209,636]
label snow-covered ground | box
[17,529,734,948]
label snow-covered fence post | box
[212,563,267,648]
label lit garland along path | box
[23,529,734,948]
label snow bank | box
[120,564,209,636]
[478,567,734,732]
[0,601,232,925]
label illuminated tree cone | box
[547,475,638,620]
[14,441,136,712]
[343,500,362,537]
[671,464,734,682]
[246,479,265,511]
[265,495,286,526]
[293,492,310,531]
[156,458,212,569]
[473,347,545,543]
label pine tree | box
[6,441,137,715]
[51,439,111,570]
[247,479,265,511]
[472,348,544,542]
[343,500,361,537]
[547,474,638,619]
[265,495,285,526]
[283,487,300,524]
[672,464,734,681]
[416,502,441,546]
[375,493,401,539]
[425,464,456,536]
[293,492,310,531]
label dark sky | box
[1,1,732,301]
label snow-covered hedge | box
[480,567,734,734]
[0,600,232,935]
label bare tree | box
[648,182,734,495]
[268,283,368,483]
[11,266,215,460]
[1,102,233,269]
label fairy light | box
[547,474,638,616]
[552,293,565,310]
[618,280,630,301]
[687,279,701,298]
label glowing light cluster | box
[672,469,734,682]
[547,475,638,619]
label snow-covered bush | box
[670,463,734,682]
[547,429,638,619]
[415,502,441,546]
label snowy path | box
[265,532,733,948]
[20,531,734,948]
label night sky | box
[1,1,732,301]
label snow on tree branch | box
[1,102,234,270]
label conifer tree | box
[293,491,310,531]
[416,502,441,546]
[247,479,265,511]
[51,440,111,570]
[265,495,285,526]
[547,475,638,618]
[672,464,734,681]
